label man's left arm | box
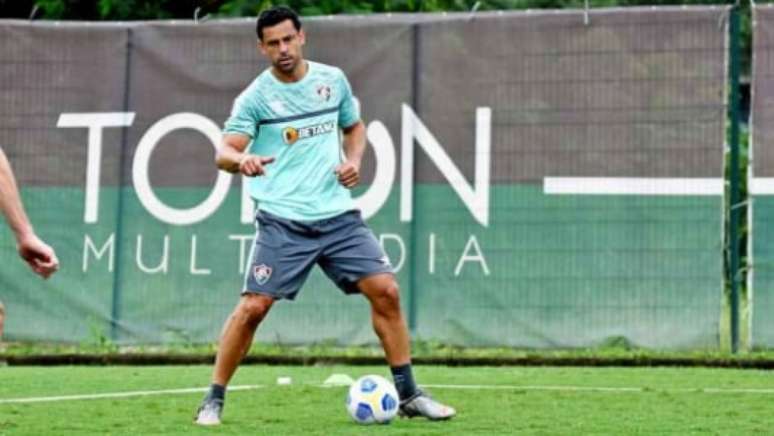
[336,69,365,189]
[336,121,365,188]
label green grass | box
[1,365,773,435]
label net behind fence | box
[751,5,774,348]
[0,7,728,348]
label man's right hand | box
[238,155,275,177]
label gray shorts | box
[243,209,394,300]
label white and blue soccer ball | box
[346,374,399,424]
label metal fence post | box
[110,27,134,342]
[407,22,421,334]
[728,8,742,354]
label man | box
[0,147,60,341]
[195,6,456,426]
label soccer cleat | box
[398,390,456,421]
[194,398,223,426]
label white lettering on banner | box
[64,107,495,276]
[401,104,491,227]
[64,107,492,227]
[79,232,491,276]
[83,233,115,272]
[57,113,136,223]
[189,235,211,275]
[133,113,232,225]
[454,235,490,276]
[378,233,406,273]
[543,177,723,195]
[229,234,254,274]
[136,234,170,274]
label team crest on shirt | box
[316,84,332,102]
[253,264,273,285]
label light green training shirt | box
[223,60,360,221]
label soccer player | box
[195,6,456,426]
[0,146,60,342]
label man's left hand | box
[334,161,360,189]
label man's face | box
[259,19,305,74]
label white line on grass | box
[421,384,774,395]
[0,384,262,404]
[421,384,641,393]
[5,383,774,405]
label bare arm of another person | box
[0,148,59,278]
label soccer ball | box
[346,375,400,424]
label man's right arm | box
[215,134,274,177]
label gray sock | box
[390,364,418,401]
[207,383,225,403]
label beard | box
[275,55,296,73]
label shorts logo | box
[253,264,273,285]
[281,121,335,145]
[316,84,332,102]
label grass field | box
[0,365,773,435]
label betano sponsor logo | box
[282,120,335,145]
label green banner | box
[0,8,728,348]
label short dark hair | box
[256,6,301,41]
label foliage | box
[0,0,748,19]
[0,0,223,20]
[0,1,754,73]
